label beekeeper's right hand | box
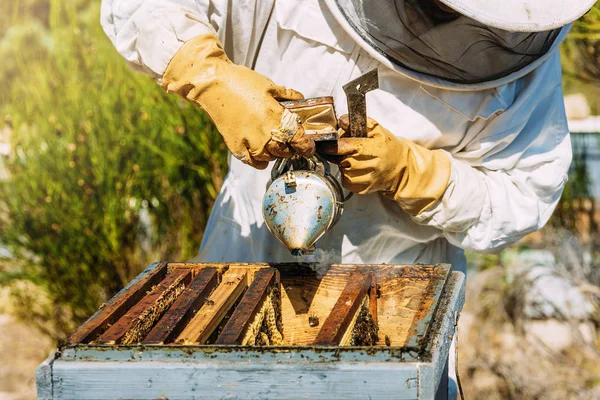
[162,33,315,169]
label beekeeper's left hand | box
[319,115,451,215]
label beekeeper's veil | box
[329,0,594,84]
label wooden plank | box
[405,265,451,351]
[59,345,417,363]
[434,361,449,400]
[36,352,57,400]
[374,270,431,347]
[143,268,219,345]
[419,271,466,400]
[67,263,168,344]
[168,263,270,278]
[215,268,279,345]
[176,269,248,344]
[313,270,374,346]
[276,264,441,347]
[370,278,378,326]
[42,270,467,400]
[338,296,369,346]
[67,262,452,349]
[278,265,352,345]
[51,361,419,400]
[96,269,192,345]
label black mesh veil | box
[334,0,561,84]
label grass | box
[0,1,227,339]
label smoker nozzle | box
[290,245,316,257]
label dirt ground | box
[0,291,53,400]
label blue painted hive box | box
[37,262,464,399]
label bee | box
[385,335,391,346]
[308,313,319,327]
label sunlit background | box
[0,1,598,399]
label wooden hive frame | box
[143,267,219,345]
[68,262,450,351]
[313,270,378,346]
[215,268,282,345]
[41,263,465,400]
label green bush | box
[562,2,600,83]
[0,1,227,339]
[561,1,600,111]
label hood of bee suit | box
[327,0,577,86]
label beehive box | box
[37,262,465,400]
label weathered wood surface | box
[215,268,279,345]
[370,277,379,326]
[96,269,192,345]
[419,271,466,400]
[168,262,270,279]
[67,263,452,349]
[50,361,419,400]
[406,265,451,350]
[36,353,55,400]
[313,270,374,346]
[143,267,219,345]
[274,264,452,347]
[375,266,444,347]
[176,269,248,344]
[278,265,352,345]
[38,269,465,400]
[67,263,168,344]
[435,361,449,400]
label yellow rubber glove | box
[319,115,451,215]
[162,34,315,169]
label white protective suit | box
[100,0,572,274]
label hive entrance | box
[68,263,450,349]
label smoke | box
[297,248,342,279]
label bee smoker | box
[262,70,379,255]
[263,152,346,256]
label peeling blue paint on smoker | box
[263,170,343,255]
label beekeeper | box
[100,0,591,269]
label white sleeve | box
[100,0,217,79]
[100,0,274,79]
[412,54,572,253]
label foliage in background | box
[544,1,600,269]
[562,1,600,111]
[459,262,600,399]
[0,1,227,338]
[554,2,600,264]
[562,2,600,84]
